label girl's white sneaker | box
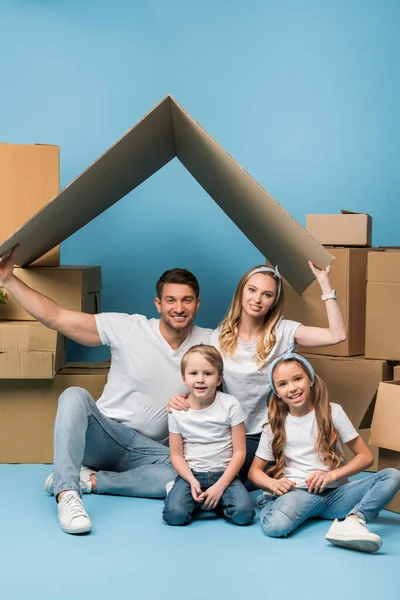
[325,518,382,553]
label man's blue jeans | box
[257,468,400,537]
[52,387,176,499]
[163,472,255,526]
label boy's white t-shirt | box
[256,403,359,488]
[95,313,212,444]
[210,318,300,435]
[168,391,245,472]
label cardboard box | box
[377,449,400,513]
[305,355,392,430]
[0,266,101,320]
[0,142,60,266]
[0,96,333,294]
[283,248,370,356]
[394,365,400,379]
[0,321,66,378]
[306,210,372,247]
[0,363,109,463]
[365,251,400,360]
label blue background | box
[1,0,399,361]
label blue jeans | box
[258,469,400,538]
[163,472,255,526]
[52,387,176,499]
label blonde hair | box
[180,344,224,377]
[267,359,343,480]
[218,265,284,367]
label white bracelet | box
[321,290,337,301]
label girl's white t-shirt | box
[256,403,358,488]
[210,318,300,435]
[168,391,245,472]
[95,313,212,444]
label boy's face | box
[182,352,222,403]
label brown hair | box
[218,265,284,367]
[181,344,224,377]
[267,359,343,479]
[156,268,200,299]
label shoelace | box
[63,494,87,518]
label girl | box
[170,261,346,481]
[248,350,400,552]
[163,344,254,526]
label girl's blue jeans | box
[257,468,400,537]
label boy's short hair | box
[180,344,224,377]
[156,268,200,299]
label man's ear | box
[154,297,161,314]
[196,296,201,311]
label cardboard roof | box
[0,95,333,293]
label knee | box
[162,503,192,526]
[58,387,93,415]
[260,508,293,538]
[381,468,400,488]
[229,498,255,526]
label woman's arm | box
[248,456,295,495]
[294,262,347,347]
[169,433,202,501]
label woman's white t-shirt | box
[210,318,300,435]
[256,403,358,488]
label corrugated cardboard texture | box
[0,96,332,294]
[0,266,101,320]
[306,214,372,247]
[0,143,60,266]
[378,449,400,513]
[305,355,392,429]
[283,248,369,356]
[370,381,400,452]
[343,429,378,472]
[365,251,400,360]
[0,363,109,463]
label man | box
[0,247,211,534]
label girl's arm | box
[248,457,295,495]
[200,423,246,509]
[294,262,347,347]
[169,433,202,501]
[306,435,374,493]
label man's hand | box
[166,393,190,414]
[270,477,296,496]
[306,470,336,494]
[0,245,18,286]
[199,483,225,509]
[190,479,203,503]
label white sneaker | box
[165,480,175,496]
[57,491,92,534]
[45,467,96,495]
[325,517,382,553]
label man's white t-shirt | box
[95,313,211,444]
[168,391,245,472]
[256,403,359,488]
[210,318,300,435]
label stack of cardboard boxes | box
[281,210,399,512]
[0,143,108,462]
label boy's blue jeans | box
[257,468,400,537]
[52,387,176,499]
[163,472,255,526]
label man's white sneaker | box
[325,517,382,553]
[57,491,92,534]
[165,480,175,496]
[44,467,96,495]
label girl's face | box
[241,273,277,320]
[272,361,313,416]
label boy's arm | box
[200,422,246,509]
[169,433,202,501]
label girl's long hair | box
[218,266,284,367]
[267,361,343,479]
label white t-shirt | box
[95,313,212,443]
[256,403,358,488]
[168,391,245,472]
[210,318,300,435]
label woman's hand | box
[166,393,189,414]
[0,245,19,286]
[308,261,332,289]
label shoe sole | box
[325,534,382,553]
[58,518,92,535]
[44,473,54,495]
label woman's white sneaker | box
[57,491,92,534]
[325,518,382,553]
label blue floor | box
[2,465,400,600]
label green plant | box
[0,285,8,306]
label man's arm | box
[0,246,101,347]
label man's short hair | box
[156,268,200,299]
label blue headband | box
[246,266,281,308]
[268,346,315,396]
